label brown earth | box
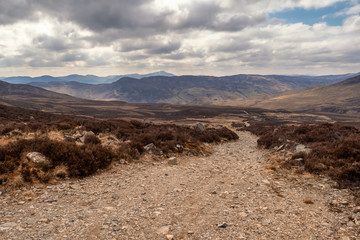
[0,131,358,239]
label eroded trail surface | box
[0,132,358,239]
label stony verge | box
[0,132,359,239]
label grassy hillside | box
[247,75,360,114]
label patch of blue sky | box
[269,1,351,26]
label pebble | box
[39,218,50,223]
[168,157,178,166]
[218,223,228,228]
[112,194,119,200]
[354,206,360,213]
[157,225,170,235]
[239,212,248,218]
[166,234,174,240]
[113,226,121,231]
[262,180,271,185]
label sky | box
[0,0,359,77]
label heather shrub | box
[0,137,115,179]
[117,143,141,160]
[216,127,239,140]
[84,134,101,145]
[251,123,360,184]
[0,123,17,135]
[0,105,241,186]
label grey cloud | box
[164,48,206,60]
[174,2,221,29]
[172,2,266,32]
[34,0,168,32]
[125,54,150,61]
[0,0,34,25]
[163,53,188,60]
[146,41,181,55]
[18,48,63,67]
[27,58,62,67]
[119,39,158,52]
[33,1,265,41]
[0,55,25,67]
[211,39,252,53]
[1,0,268,52]
[118,38,181,55]
[212,14,267,31]
[60,52,88,62]
[32,35,79,52]
[86,55,112,67]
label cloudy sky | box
[0,0,359,77]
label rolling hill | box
[28,73,360,104]
[248,75,360,114]
[0,80,260,120]
[0,80,81,112]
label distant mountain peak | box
[1,71,176,84]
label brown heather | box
[0,111,238,186]
[246,123,360,186]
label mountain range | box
[0,71,175,84]
[29,73,360,104]
[1,72,360,118]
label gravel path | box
[0,131,358,239]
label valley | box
[1,72,360,240]
[1,1,360,239]
[27,73,359,105]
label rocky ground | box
[0,131,359,239]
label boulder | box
[195,122,206,132]
[79,131,95,143]
[295,144,311,154]
[26,152,52,168]
[168,157,178,165]
[144,143,156,152]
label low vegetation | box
[246,123,360,187]
[0,107,238,188]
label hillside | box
[29,73,360,104]
[249,75,360,113]
[0,80,292,123]
[0,80,83,112]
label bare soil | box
[0,131,359,239]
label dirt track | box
[0,131,358,239]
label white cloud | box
[0,0,358,76]
[335,3,360,16]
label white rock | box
[295,144,311,154]
[26,152,51,168]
